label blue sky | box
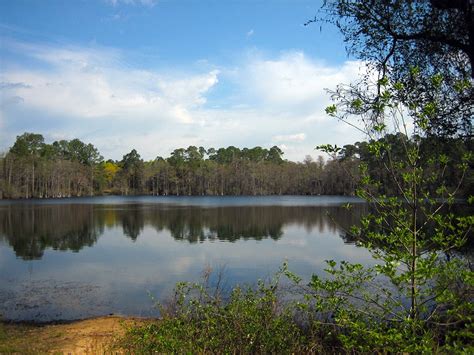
[0,0,365,161]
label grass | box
[0,322,50,354]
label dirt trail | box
[0,315,147,354]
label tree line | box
[0,132,471,199]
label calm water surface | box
[0,196,373,321]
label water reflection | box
[0,197,375,321]
[0,203,366,260]
[0,205,103,260]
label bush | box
[119,269,319,353]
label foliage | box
[102,161,120,185]
[311,5,474,348]
[9,132,44,157]
[313,23,473,353]
[120,249,472,353]
[1,138,355,198]
[307,68,474,352]
[311,0,474,137]
[0,134,104,198]
[119,268,318,354]
[1,133,470,199]
[316,0,474,76]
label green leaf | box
[325,104,337,116]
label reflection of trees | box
[143,205,368,244]
[312,205,367,239]
[117,208,144,241]
[0,202,370,259]
[1,201,469,262]
[152,207,287,243]
[0,205,103,260]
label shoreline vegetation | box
[1,132,471,200]
[2,260,473,353]
[3,258,471,353]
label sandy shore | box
[0,315,149,354]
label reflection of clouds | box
[1,223,374,320]
[275,238,307,247]
[169,256,197,274]
[335,245,374,262]
[0,201,373,321]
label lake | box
[0,195,373,322]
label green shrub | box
[120,271,319,353]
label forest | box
[0,132,471,199]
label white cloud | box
[158,70,219,107]
[1,43,218,124]
[1,40,366,161]
[246,29,254,37]
[272,133,306,142]
[242,51,363,113]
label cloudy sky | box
[0,0,366,162]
